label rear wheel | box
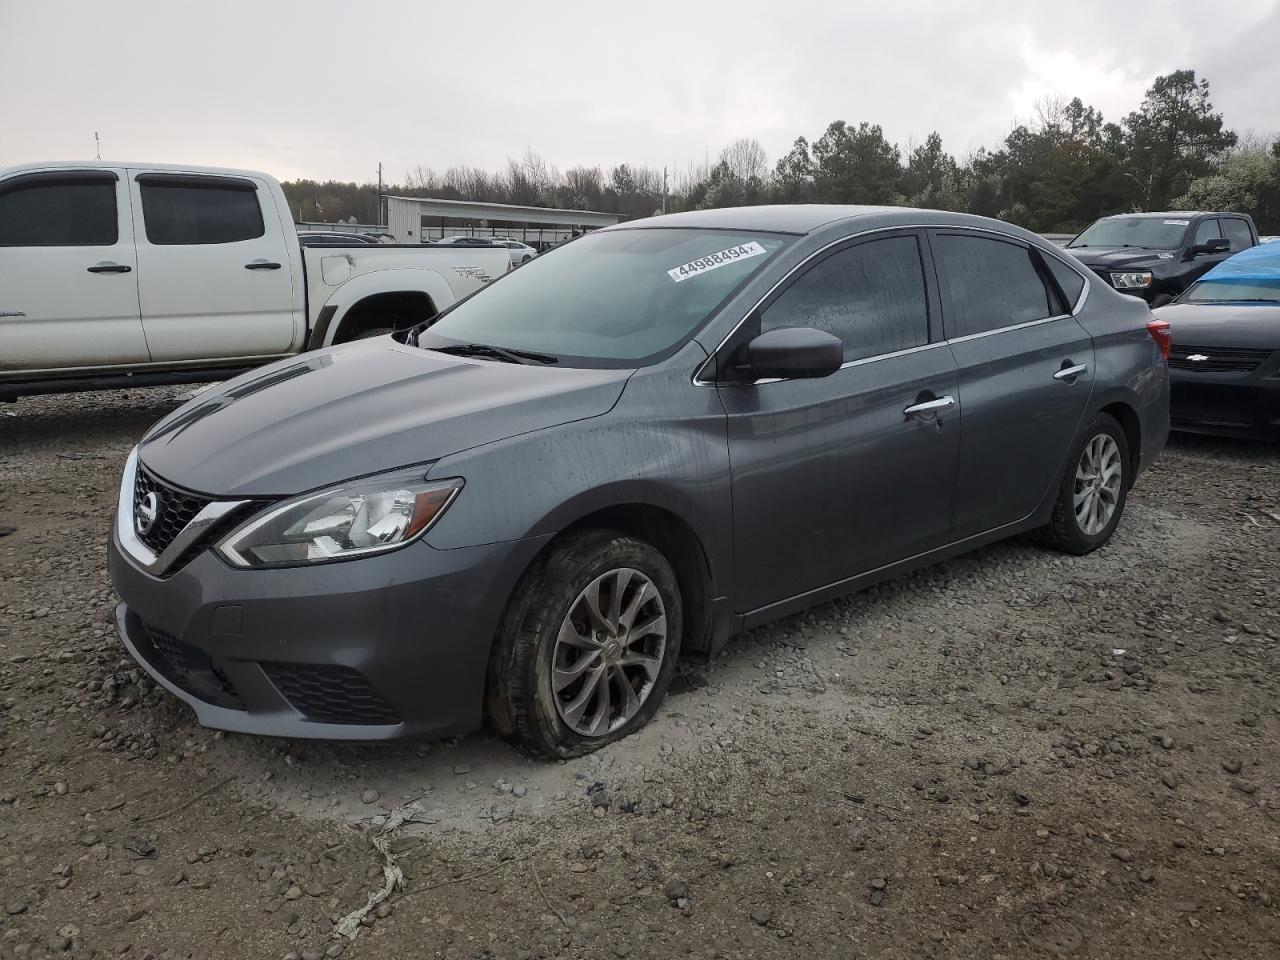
[1039,413,1130,555]
[487,529,682,758]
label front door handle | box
[245,260,282,270]
[1054,362,1089,382]
[87,262,132,274]
[903,396,955,418]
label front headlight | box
[217,472,462,568]
[1110,271,1153,290]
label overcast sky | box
[3,0,1278,185]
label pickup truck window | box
[1192,219,1222,246]
[423,228,791,366]
[139,177,265,245]
[1070,216,1187,251]
[0,176,117,247]
[1221,218,1254,251]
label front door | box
[716,231,961,611]
[129,171,299,362]
[929,230,1096,539]
[0,168,150,373]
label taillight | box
[1146,319,1171,361]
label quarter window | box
[932,234,1055,338]
[1044,255,1086,310]
[0,176,118,247]
[1220,218,1253,251]
[759,235,929,362]
[139,176,265,245]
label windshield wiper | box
[431,342,558,365]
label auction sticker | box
[668,241,767,283]
[1163,219,1190,225]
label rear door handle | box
[903,396,955,418]
[1054,362,1089,381]
[87,262,132,274]
[245,260,282,270]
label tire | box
[487,529,683,758]
[1039,413,1130,555]
[1149,293,1174,308]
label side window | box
[932,233,1055,338]
[1192,219,1222,246]
[0,176,118,247]
[759,235,929,363]
[1044,255,1086,310]
[138,176,265,245]
[1221,218,1253,251]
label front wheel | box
[1039,413,1130,555]
[487,530,682,758]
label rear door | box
[718,230,961,608]
[0,168,150,372]
[129,171,299,361]
[929,231,1095,540]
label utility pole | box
[662,165,668,215]
[377,162,384,227]
[94,132,101,161]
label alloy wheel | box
[551,567,667,737]
[1073,434,1123,536]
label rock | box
[1222,759,1243,775]
[662,879,688,901]
[452,764,471,775]
[359,789,380,805]
[513,785,528,798]
[870,878,887,891]
[1140,868,1155,882]
[1112,848,1134,863]
[284,885,303,901]
[751,907,772,926]
[1159,734,1175,750]
[375,903,392,919]
[4,901,27,916]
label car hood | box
[1154,302,1280,348]
[138,340,633,497]
[1068,247,1175,269]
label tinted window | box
[0,177,117,247]
[1044,255,1086,309]
[1070,216,1187,250]
[759,236,929,362]
[1192,219,1222,246]
[933,234,1054,337]
[139,178,264,245]
[1221,218,1253,251]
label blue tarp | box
[1199,242,1280,284]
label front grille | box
[133,467,211,555]
[1169,345,1273,373]
[261,662,400,725]
[138,621,244,710]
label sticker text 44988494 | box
[667,241,767,283]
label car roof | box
[1097,211,1246,220]
[0,159,272,180]
[608,204,907,235]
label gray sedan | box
[108,206,1170,757]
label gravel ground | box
[1,387,1278,960]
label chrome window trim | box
[115,447,252,576]
[693,222,1092,387]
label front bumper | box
[109,518,548,740]
[1170,372,1280,441]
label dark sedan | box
[1155,243,1280,440]
[109,206,1169,757]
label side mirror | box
[1190,237,1230,256]
[743,327,843,380]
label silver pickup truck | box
[0,161,510,399]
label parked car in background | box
[0,162,510,400]
[432,235,500,247]
[1155,242,1280,439]
[297,231,383,247]
[1068,212,1258,306]
[490,238,537,265]
[109,205,1169,757]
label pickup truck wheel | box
[487,529,682,759]
[1039,413,1129,555]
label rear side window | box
[139,176,264,245]
[1221,218,1253,251]
[932,234,1054,338]
[1044,255,1086,310]
[0,176,117,247]
[760,235,929,363]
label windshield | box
[1184,278,1280,304]
[1070,216,1189,250]
[420,228,791,366]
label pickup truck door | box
[0,168,150,373]
[128,171,300,362]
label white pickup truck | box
[0,162,510,399]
